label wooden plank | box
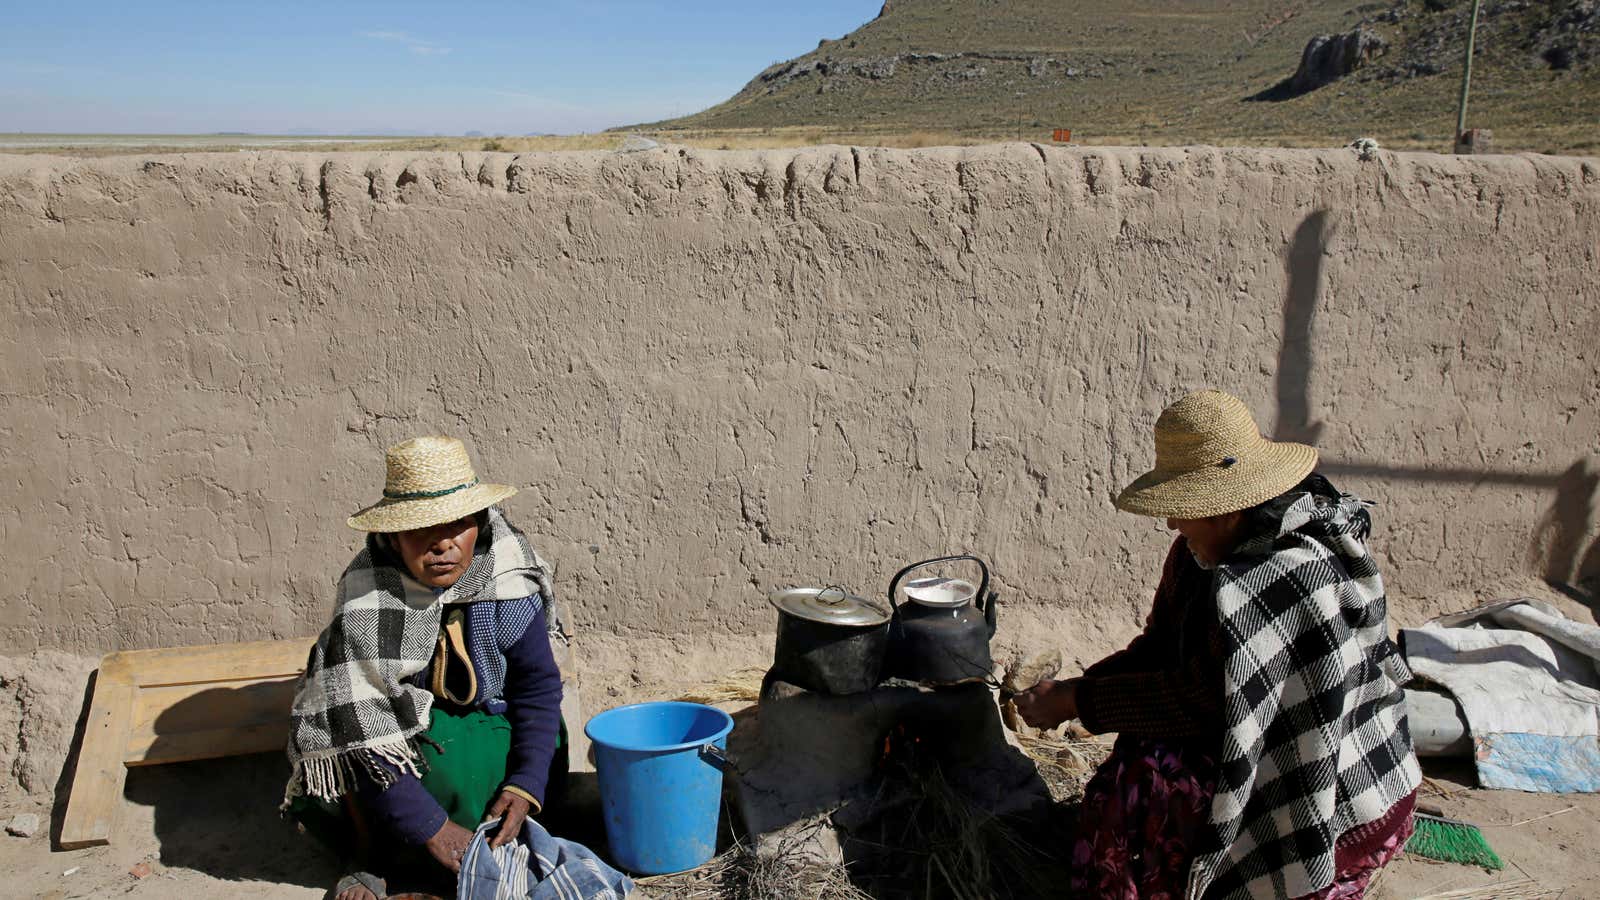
[124,675,301,764]
[129,720,297,767]
[110,637,315,687]
[59,633,587,846]
[59,665,136,850]
[60,638,316,848]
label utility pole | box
[1455,0,1483,141]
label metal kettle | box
[885,555,998,685]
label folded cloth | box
[1402,598,1600,792]
[458,818,633,900]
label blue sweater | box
[358,604,563,845]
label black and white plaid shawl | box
[282,507,559,807]
[1188,489,1420,899]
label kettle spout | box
[984,590,998,637]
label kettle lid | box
[901,576,978,608]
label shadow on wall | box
[1269,211,1600,615]
[1532,462,1600,603]
[1273,211,1328,447]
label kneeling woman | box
[285,437,567,900]
[1017,391,1420,899]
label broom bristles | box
[1406,813,1504,871]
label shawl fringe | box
[280,736,430,809]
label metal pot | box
[885,555,998,685]
[769,586,890,695]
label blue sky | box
[0,1,880,135]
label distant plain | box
[6,0,1596,158]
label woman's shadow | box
[116,684,617,892]
[115,685,339,890]
[123,752,340,889]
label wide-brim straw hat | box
[1114,390,1318,520]
[347,436,517,532]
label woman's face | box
[1167,511,1244,567]
[394,515,480,589]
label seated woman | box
[1016,390,1420,899]
[283,436,567,900]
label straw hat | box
[1114,390,1318,520]
[346,436,517,532]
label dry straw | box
[1115,390,1318,520]
[638,816,872,900]
[1411,877,1549,899]
[674,668,766,706]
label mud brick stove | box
[726,558,1051,874]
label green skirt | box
[292,704,567,850]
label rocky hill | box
[635,0,1598,154]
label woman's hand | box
[424,819,474,873]
[484,789,534,848]
[1013,678,1080,730]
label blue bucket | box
[584,701,735,875]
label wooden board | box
[106,638,314,688]
[59,637,316,849]
[124,675,304,765]
[58,632,587,848]
[58,667,135,850]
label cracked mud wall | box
[1,144,1597,666]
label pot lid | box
[901,576,978,608]
[769,586,889,627]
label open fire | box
[878,720,925,773]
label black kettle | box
[885,555,998,685]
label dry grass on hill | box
[635,0,1600,157]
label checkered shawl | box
[282,507,559,807]
[1187,490,1420,899]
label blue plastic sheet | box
[1475,732,1600,793]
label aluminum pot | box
[769,586,890,695]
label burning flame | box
[878,722,926,772]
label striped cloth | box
[458,818,634,900]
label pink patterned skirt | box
[1070,738,1411,900]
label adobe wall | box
[1,144,1597,662]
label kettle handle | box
[887,555,991,613]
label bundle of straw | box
[637,825,872,900]
[1411,876,1548,900]
[673,668,766,706]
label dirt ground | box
[1370,759,1600,900]
[6,737,1599,897]
[4,587,1600,898]
[2,745,1595,899]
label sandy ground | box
[5,586,1600,898]
[4,736,1597,899]
[3,761,1596,900]
[0,755,334,899]
[1370,758,1600,900]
